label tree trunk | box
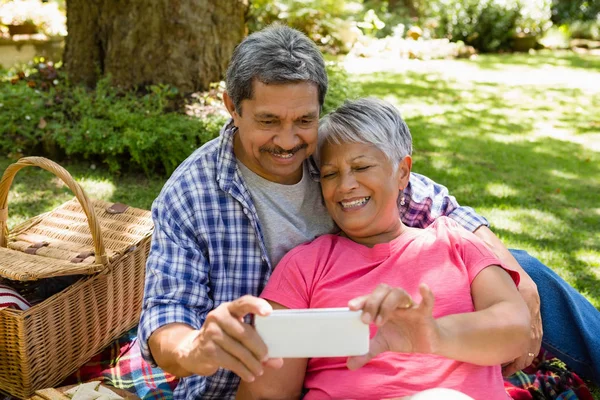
[64,0,247,93]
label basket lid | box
[0,198,153,281]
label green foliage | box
[569,20,600,40]
[323,62,360,115]
[247,0,362,53]
[0,77,50,155]
[426,0,521,52]
[550,0,600,24]
[1,63,226,175]
[424,0,552,52]
[360,0,416,38]
[52,78,225,175]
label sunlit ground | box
[349,50,600,308]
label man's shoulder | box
[153,137,227,218]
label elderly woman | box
[237,98,530,400]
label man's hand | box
[502,276,543,376]
[151,295,283,382]
[346,284,440,370]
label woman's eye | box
[321,172,337,179]
[355,166,371,171]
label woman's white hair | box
[317,97,412,169]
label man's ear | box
[223,92,240,123]
[397,156,412,189]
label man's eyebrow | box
[298,112,319,119]
[254,112,279,119]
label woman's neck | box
[342,219,409,248]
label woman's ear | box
[397,156,412,189]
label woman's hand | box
[346,283,440,370]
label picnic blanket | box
[57,328,593,400]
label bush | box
[247,0,362,54]
[1,60,358,175]
[1,62,225,175]
[424,0,552,52]
[551,0,600,24]
[323,62,361,115]
[52,79,226,175]
[569,20,600,40]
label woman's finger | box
[377,287,412,326]
[348,295,369,311]
[361,284,392,324]
[418,283,435,313]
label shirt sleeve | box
[260,246,313,309]
[403,172,489,232]
[445,219,520,286]
[138,195,213,366]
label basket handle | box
[0,157,108,266]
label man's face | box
[225,80,320,185]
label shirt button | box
[242,208,248,214]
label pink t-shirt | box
[261,217,519,400]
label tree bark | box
[64,0,247,93]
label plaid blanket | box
[58,328,593,400]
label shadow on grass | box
[358,70,600,306]
[467,50,600,72]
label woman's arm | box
[236,301,308,400]
[435,266,531,365]
[347,267,530,369]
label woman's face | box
[319,141,411,245]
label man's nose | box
[273,124,300,150]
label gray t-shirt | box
[237,161,336,267]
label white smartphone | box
[254,307,369,358]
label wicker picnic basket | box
[0,157,154,399]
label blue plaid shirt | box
[138,121,489,400]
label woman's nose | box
[338,172,358,192]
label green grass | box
[1,50,599,396]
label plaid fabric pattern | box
[403,172,489,232]
[60,328,178,400]
[138,120,491,399]
[504,349,593,400]
[50,329,591,400]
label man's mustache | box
[260,143,308,155]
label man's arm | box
[139,198,279,382]
[236,301,307,400]
[149,296,279,381]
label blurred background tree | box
[64,0,246,92]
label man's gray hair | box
[317,98,413,168]
[226,24,328,114]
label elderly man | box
[138,25,599,399]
